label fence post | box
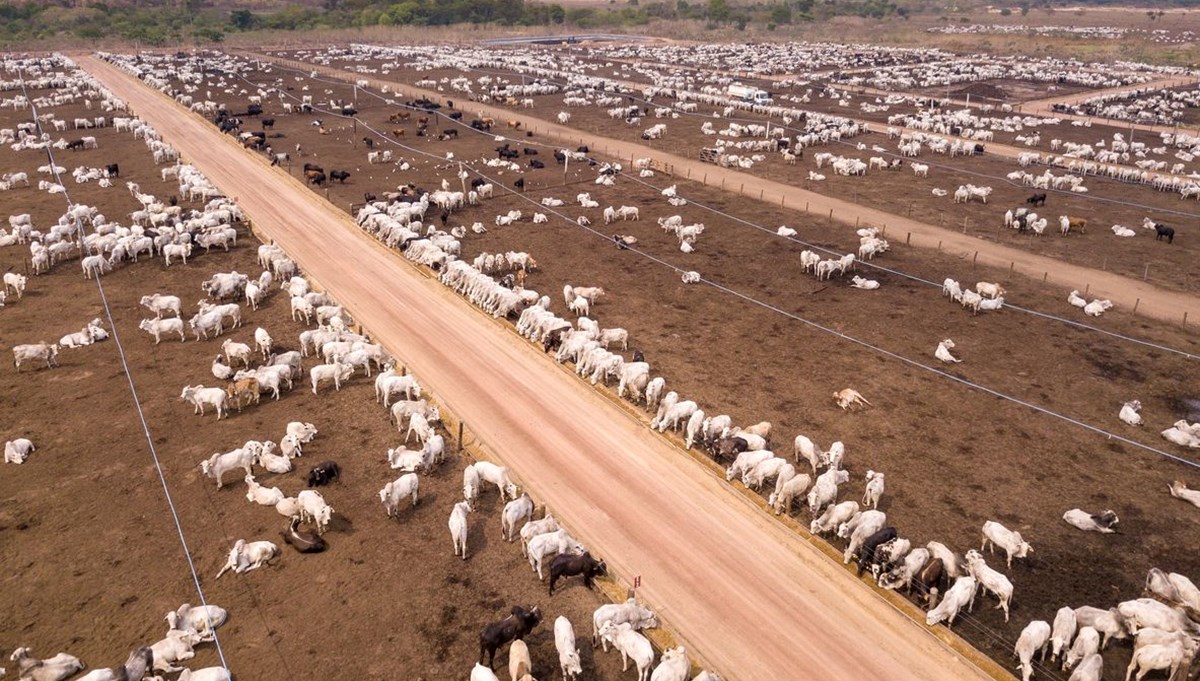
[906,232,911,246]
[972,251,978,268]
[1184,312,1189,327]
[1133,298,1140,314]
[1143,263,1150,281]
[458,421,464,450]
[1084,283,1090,296]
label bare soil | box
[130,50,1200,681]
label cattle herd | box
[2,33,1200,681]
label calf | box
[548,552,606,595]
[479,605,542,667]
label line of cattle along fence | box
[238,213,699,676]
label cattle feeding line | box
[256,57,1200,362]
[17,67,231,671]
[236,59,1200,467]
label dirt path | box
[1020,76,1200,136]
[252,52,1200,326]
[79,54,1008,681]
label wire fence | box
[17,65,230,672]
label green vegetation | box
[0,0,929,45]
[3,0,1199,46]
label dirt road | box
[1020,76,1200,136]
[254,52,1200,326]
[79,55,1004,681]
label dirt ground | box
[118,50,1200,681]
[317,53,1200,296]
[0,79,634,680]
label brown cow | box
[389,111,411,123]
[391,128,405,138]
[507,120,522,129]
[226,376,260,412]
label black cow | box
[1155,223,1175,244]
[548,552,606,595]
[523,148,539,155]
[261,118,275,129]
[542,325,572,353]
[479,606,541,667]
[856,527,897,577]
[576,145,589,153]
[1026,193,1046,207]
[307,461,340,487]
[449,111,463,121]
[438,129,458,141]
[105,163,119,178]
[330,170,351,184]
[363,137,374,149]
[303,163,324,174]
[66,139,85,151]
[470,177,487,189]
[553,150,566,164]
[341,106,358,117]
[709,436,748,463]
[305,170,327,186]
[363,192,377,203]
[631,349,645,363]
[513,178,526,191]
[529,159,545,169]
[246,103,263,116]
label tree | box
[229,9,256,30]
[705,0,730,21]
